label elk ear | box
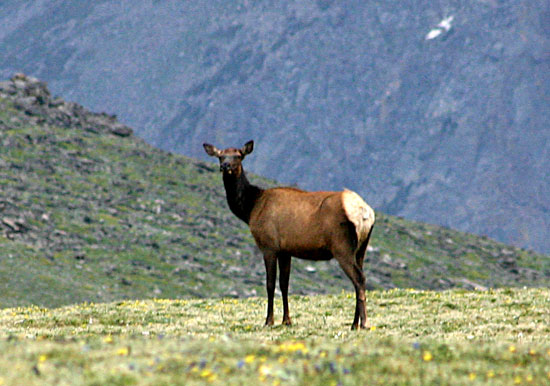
[241,140,254,157]
[203,143,221,157]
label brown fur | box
[203,140,375,329]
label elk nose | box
[220,162,230,172]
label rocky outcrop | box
[0,73,132,137]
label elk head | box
[203,140,254,176]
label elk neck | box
[222,168,263,224]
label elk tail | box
[342,189,375,248]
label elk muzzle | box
[220,162,232,173]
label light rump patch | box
[342,189,375,244]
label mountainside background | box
[2,74,550,308]
[0,0,549,255]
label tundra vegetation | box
[1,288,550,385]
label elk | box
[203,140,375,329]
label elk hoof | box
[282,317,292,326]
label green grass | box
[1,288,549,385]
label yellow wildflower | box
[508,345,516,353]
[103,335,114,344]
[514,376,522,384]
[526,374,533,383]
[116,347,129,356]
[469,372,476,381]
[277,341,308,354]
[422,351,433,361]
[200,369,214,379]
[370,326,377,332]
[487,370,495,378]
[38,354,48,363]
[245,354,255,363]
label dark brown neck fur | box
[222,169,263,224]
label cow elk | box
[203,140,375,329]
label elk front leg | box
[278,253,292,325]
[263,252,277,326]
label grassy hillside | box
[1,74,550,309]
[0,288,549,385]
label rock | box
[518,267,539,281]
[1,73,133,138]
[499,257,518,274]
[2,218,24,232]
[12,79,27,90]
[367,245,380,253]
[0,81,16,94]
[48,97,64,107]
[12,73,27,81]
[110,123,133,137]
[14,96,38,109]
[455,278,487,291]
[434,278,453,288]
[381,254,407,269]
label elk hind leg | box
[356,225,374,267]
[336,256,368,330]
